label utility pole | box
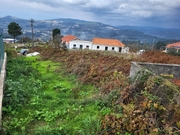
[30,19,34,47]
[49,29,52,45]
[50,25,53,46]
[152,37,156,50]
[22,30,23,44]
[143,35,146,50]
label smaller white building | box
[69,40,92,50]
[3,38,17,43]
[61,35,78,49]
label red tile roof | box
[166,42,180,49]
[92,38,125,47]
[62,35,78,44]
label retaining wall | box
[0,52,7,129]
[130,62,180,79]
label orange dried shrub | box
[172,79,180,87]
[140,50,180,64]
[30,47,180,134]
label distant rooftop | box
[70,40,92,44]
[166,42,180,49]
[62,34,78,44]
[92,38,125,47]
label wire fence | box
[0,34,4,73]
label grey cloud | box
[1,0,180,28]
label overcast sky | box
[1,0,180,28]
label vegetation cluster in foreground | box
[2,46,180,135]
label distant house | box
[92,38,128,53]
[69,40,92,49]
[165,42,180,52]
[69,37,129,53]
[3,38,17,43]
[61,35,78,49]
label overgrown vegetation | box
[2,54,106,134]
[167,48,180,56]
[2,46,180,134]
[101,70,180,134]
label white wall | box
[92,44,121,52]
[69,40,129,53]
[69,40,92,50]
[66,43,69,49]
[3,38,17,43]
[121,47,129,53]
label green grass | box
[2,56,104,135]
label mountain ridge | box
[117,25,180,40]
[0,16,179,43]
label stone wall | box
[129,61,180,108]
[130,62,180,79]
[129,62,143,78]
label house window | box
[80,45,83,49]
[97,46,99,49]
[112,47,114,50]
[105,46,108,51]
[86,46,89,49]
[73,44,76,49]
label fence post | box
[0,34,4,73]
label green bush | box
[3,57,41,112]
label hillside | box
[0,16,166,43]
[117,25,180,40]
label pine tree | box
[8,22,23,43]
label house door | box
[105,46,108,51]
[119,47,122,52]
[80,45,83,49]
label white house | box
[3,38,17,43]
[92,38,128,53]
[165,42,180,52]
[69,40,92,50]
[69,37,129,53]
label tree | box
[155,41,166,50]
[52,28,60,40]
[52,28,64,48]
[8,22,23,43]
[52,28,61,47]
[53,34,61,48]
[51,28,67,50]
